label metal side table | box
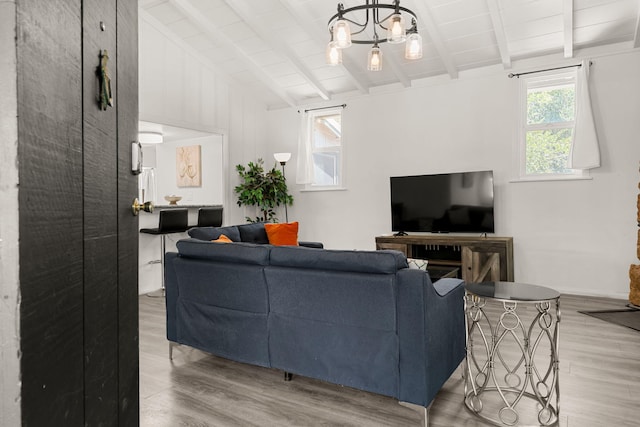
[464,281,560,426]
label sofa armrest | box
[298,241,324,249]
[396,270,465,407]
[432,277,464,296]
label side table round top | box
[465,281,560,303]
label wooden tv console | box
[375,235,514,283]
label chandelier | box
[326,0,423,71]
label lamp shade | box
[333,19,352,48]
[139,131,163,144]
[405,32,423,60]
[274,152,292,163]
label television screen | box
[390,171,494,233]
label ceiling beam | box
[383,52,411,88]
[563,0,574,58]
[223,0,331,100]
[140,11,235,92]
[169,0,298,107]
[486,0,512,68]
[410,1,458,79]
[634,2,640,48]
[279,0,370,94]
[140,10,287,113]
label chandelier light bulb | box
[387,13,406,44]
[326,41,342,65]
[368,45,383,71]
[405,32,423,60]
[333,19,352,48]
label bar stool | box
[140,209,189,297]
[197,206,223,227]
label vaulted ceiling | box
[139,0,640,109]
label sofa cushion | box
[269,246,408,274]
[176,238,270,265]
[188,225,241,242]
[265,267,398,331]
[264,222,298,246]
[266,262,400,396]
[237,222,270,244]
[172,256,271,367]
[174,258,269,313]
[268,314,398,398]
[176,301,269,367]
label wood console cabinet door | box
[462,247,500,283]
[461,243,513,283]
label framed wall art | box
[176,145,202,187]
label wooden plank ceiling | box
[139,0,640,109]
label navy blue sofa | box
[164,225,465,415]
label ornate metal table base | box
[464,284,560,426]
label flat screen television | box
[390,170,495,234]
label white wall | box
[265,51,640,299]
[139,11,269,226]
[149,134,224,206]
[0,1,20,424]
[138,134,224,295]
[138,12,270,294]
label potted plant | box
[234,158,293,223]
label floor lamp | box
[273,152,291,223]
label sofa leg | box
[399,401,431,427]
[284,371,293,381]
[169,342,177,361]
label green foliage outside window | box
[525,84,575,174]
[527,86,574,124]
[525,128,573,174]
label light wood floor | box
[140,294,640,426]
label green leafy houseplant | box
[234,158,293,223]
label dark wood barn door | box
[17,0,139,425]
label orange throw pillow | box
[211,234,232,243]
[265,222,299,246]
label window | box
[518,71,588,180]
[307,109,343,189]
